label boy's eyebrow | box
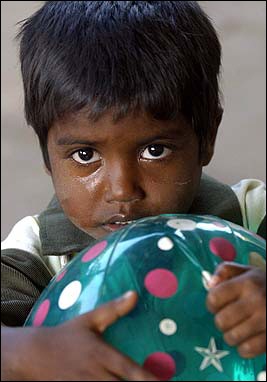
[56,137,98,146]
[56,129,189,147]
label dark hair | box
[17,1,221,169]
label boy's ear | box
[201,106,223,166]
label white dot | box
[257,371,266,381]
[157,237,174,251]
[167,219,197,231]
[58,280,82,310]
[202,270,212,290]
[159,318,177,336]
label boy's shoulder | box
[190,174,266,239]
[230,178,266,238]
[1,215,41,256]
[1,214,62,276]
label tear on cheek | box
[74,172,102,190]
[173,178,193,186]
[150,176,193,186]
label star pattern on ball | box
[194,337,230,372]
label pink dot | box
[144,352,176,381]
[144,269,178,298]
[81,240,108,262]
[56,269,67,282]
[33,299,50,327]
[209,237,236,261]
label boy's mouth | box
[103,221,136,232]
[102,216,137,232]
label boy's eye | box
[72,149,101,164]
[141,144,172,160]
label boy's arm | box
[1,292,159,381]
[1,248,52,326]
[1,247,158,380]
[1,215,54,326]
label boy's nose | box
[104,160,145,204]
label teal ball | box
[25,214,266,381]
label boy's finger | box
[208,262,251,288]
[77,292,159,380]
[207,278,241,313]
[223,314,266,347]
[86,291,138,333]
[99,341,160,381]
[237,332,266,358]
[214,299,251,332]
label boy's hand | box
[1,291,159,381]
[206,262,266,358]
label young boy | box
[1,1,266,380]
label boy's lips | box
[102,215,138,232]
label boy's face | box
[47,111,212,239]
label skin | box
[46,110,211,239]
[207,262,266,358]
[1,110,265,380]
[2,292,159,381]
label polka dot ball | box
[25,214,266,381]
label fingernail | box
[208,275,221,288]
[241,342,252,353]
[120,291,135,300]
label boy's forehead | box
[50,110,193,142]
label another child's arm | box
[1,291,158,381]
[206,262,266,358]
